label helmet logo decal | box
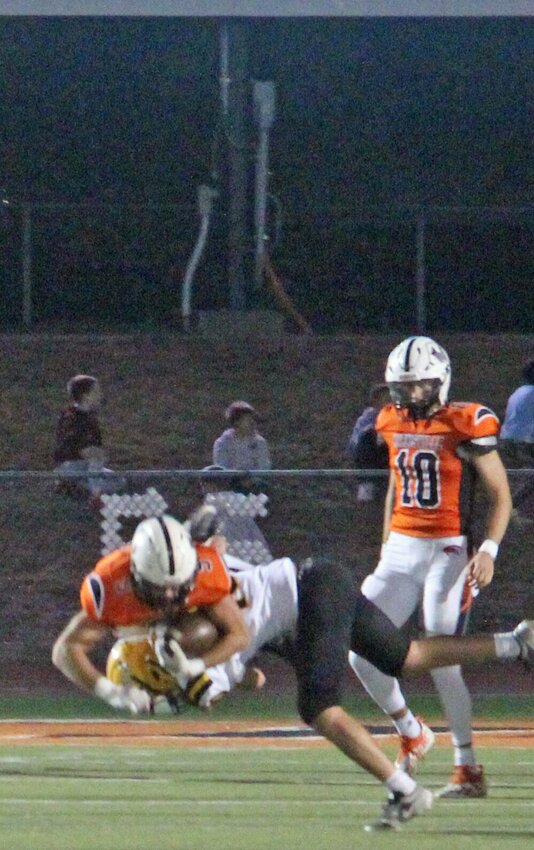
[403,338,416,371]
[431,346,448,362]
[157,517,175,576]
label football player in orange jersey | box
[53,506,532,831]
[52,514,249,714]
[349,336,513,798]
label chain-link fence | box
[277,206,534,333]
[1,468,532,689]
[1,202,533,332]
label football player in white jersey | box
[203,554,298,704]
[108,544,532,716]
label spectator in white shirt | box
[212,401,271,493]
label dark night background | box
[0,16,532,331]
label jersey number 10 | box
[396,449,440,508]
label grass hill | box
[0,330,532,688]
[1,331,533,472]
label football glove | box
[182,672,214,708]
[153,630,206,688]
[185,504,220,543]
[94,676,152,715]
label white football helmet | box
[130,516,197,605]
[385,336,451,417]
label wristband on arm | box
[478,538,499,559]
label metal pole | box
[219,21,230,120]
[415,212,426,333]
[22,203,33,329]
[253,81,275,290]
[224,20,249,311]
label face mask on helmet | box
[385,336,451,419]
[130,573,196,609]
[130,515,198,609]
[388,379,443,418]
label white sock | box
[386,768,417,796]
[393,711,421,739]
[349,652,407,714]
[454,744,476,767]
[494,632,521,659]
[431,665,474,755]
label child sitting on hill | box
[212,401,271,494]
[54,374,125,505]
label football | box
[169,610,219,658]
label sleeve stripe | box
[471,435,498,446]
[475,406,498,423]
[88,574,105,619]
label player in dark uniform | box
[294,556,532,831]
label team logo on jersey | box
[88,573,105,619]
[393,434,444,450]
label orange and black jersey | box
[376,401,500,538]
[80,542,232,629]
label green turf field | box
[0,743,532,850]
[0,693,532,850]
[0,691,531,722]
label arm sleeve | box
[257,437,272,469]
[213,434,232,468]
[206,653,247,700]
[54,410,79,461]
[348,408,376,450]
[457,404,500,459]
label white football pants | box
[350,531,474,749]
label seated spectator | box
[212,401,271,493]
[54,374,125,504]
[347,383,390,502]
[499,358,534,521]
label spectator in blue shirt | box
[500,358,534,453]
[500,358,534,521]
[347,383,390,502]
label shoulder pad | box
[448,401,499,429]
[375,404,398,430]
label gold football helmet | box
[106,636,179,696]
